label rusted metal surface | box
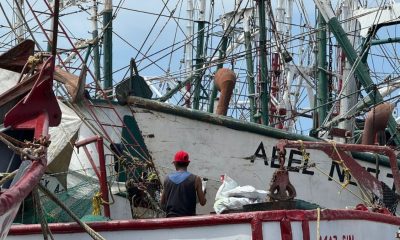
[269,170,297,201]
[4,56,61,129]
[276,140,400,203]
[362,103,394,145]
[54,66,86,102]
[0,40,34,72]
[268,145,297,201]
[214,68,236,116]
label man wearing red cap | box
[160,150,207,217]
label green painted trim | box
[159,75,194,102]
[257,0,269,125]
[193,21,206,110]
[208,35,228,113]
[371,37,400,46]
[120,115,150,181]
[126,96,400,169]
[92,29,101,81]
[103,9,113,93]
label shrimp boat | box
[1,0,400,239]
[6,140,400,239]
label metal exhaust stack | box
[362,103,394,145]
[214,68,236,116]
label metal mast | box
[184,0,194,107]
[338,0,359,142]
[208,12,229,113]
[192,0,206,110]
[244,9,256,122]
[316,12,328,127]
[257,0,269,125]
[103,0,113,96]
[92,0,101,82]
[13,0,25,43]
[282,0,295,131]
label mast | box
[270,0,285,128]
[184,0,194,107]
[257,0,269,125]
[316,12,328,127]
[283,0,294,131]
[92,0,101,82]
[13,0,25,43]
[103,0,113,96]
[338,0,358,142]
[208,14,229,113]
[50,0,60,64]
[192,0,206,110]
[244,9,256,122]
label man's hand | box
[195,176,207,206]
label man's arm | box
[195,176,207,206]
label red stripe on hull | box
[9,209,400,236]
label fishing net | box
[15,173,102,224]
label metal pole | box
[48,0,60,73]
[257,0,269,125]
[317,12,328,127]
[338,0,358,142]
[13,0,25,43]
[193,0,206,110]
[103,0,113,96]
[208,18,229,113]
[96,137,111,218]
[244,11,256,122]
[92,0,101,82]
[184,0,194,107]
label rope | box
[92,191,113,216]
[92,192,102,216]
[33,187,54,240]
[38,183,106,240]
[316,207,321,240]
[328,140,351,190]
[0,132,47,162]
[0,170,17,186]
[295,140,372,205]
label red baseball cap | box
[173,150,190,163]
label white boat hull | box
[8,209,400,239]
[68,98,398,217]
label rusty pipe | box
[214,68,236,116]
[362,103,394,145]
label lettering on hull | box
[250,142,315,175]
[40,178,65,194]
[320,235,355,240]
[249,142,395,189]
